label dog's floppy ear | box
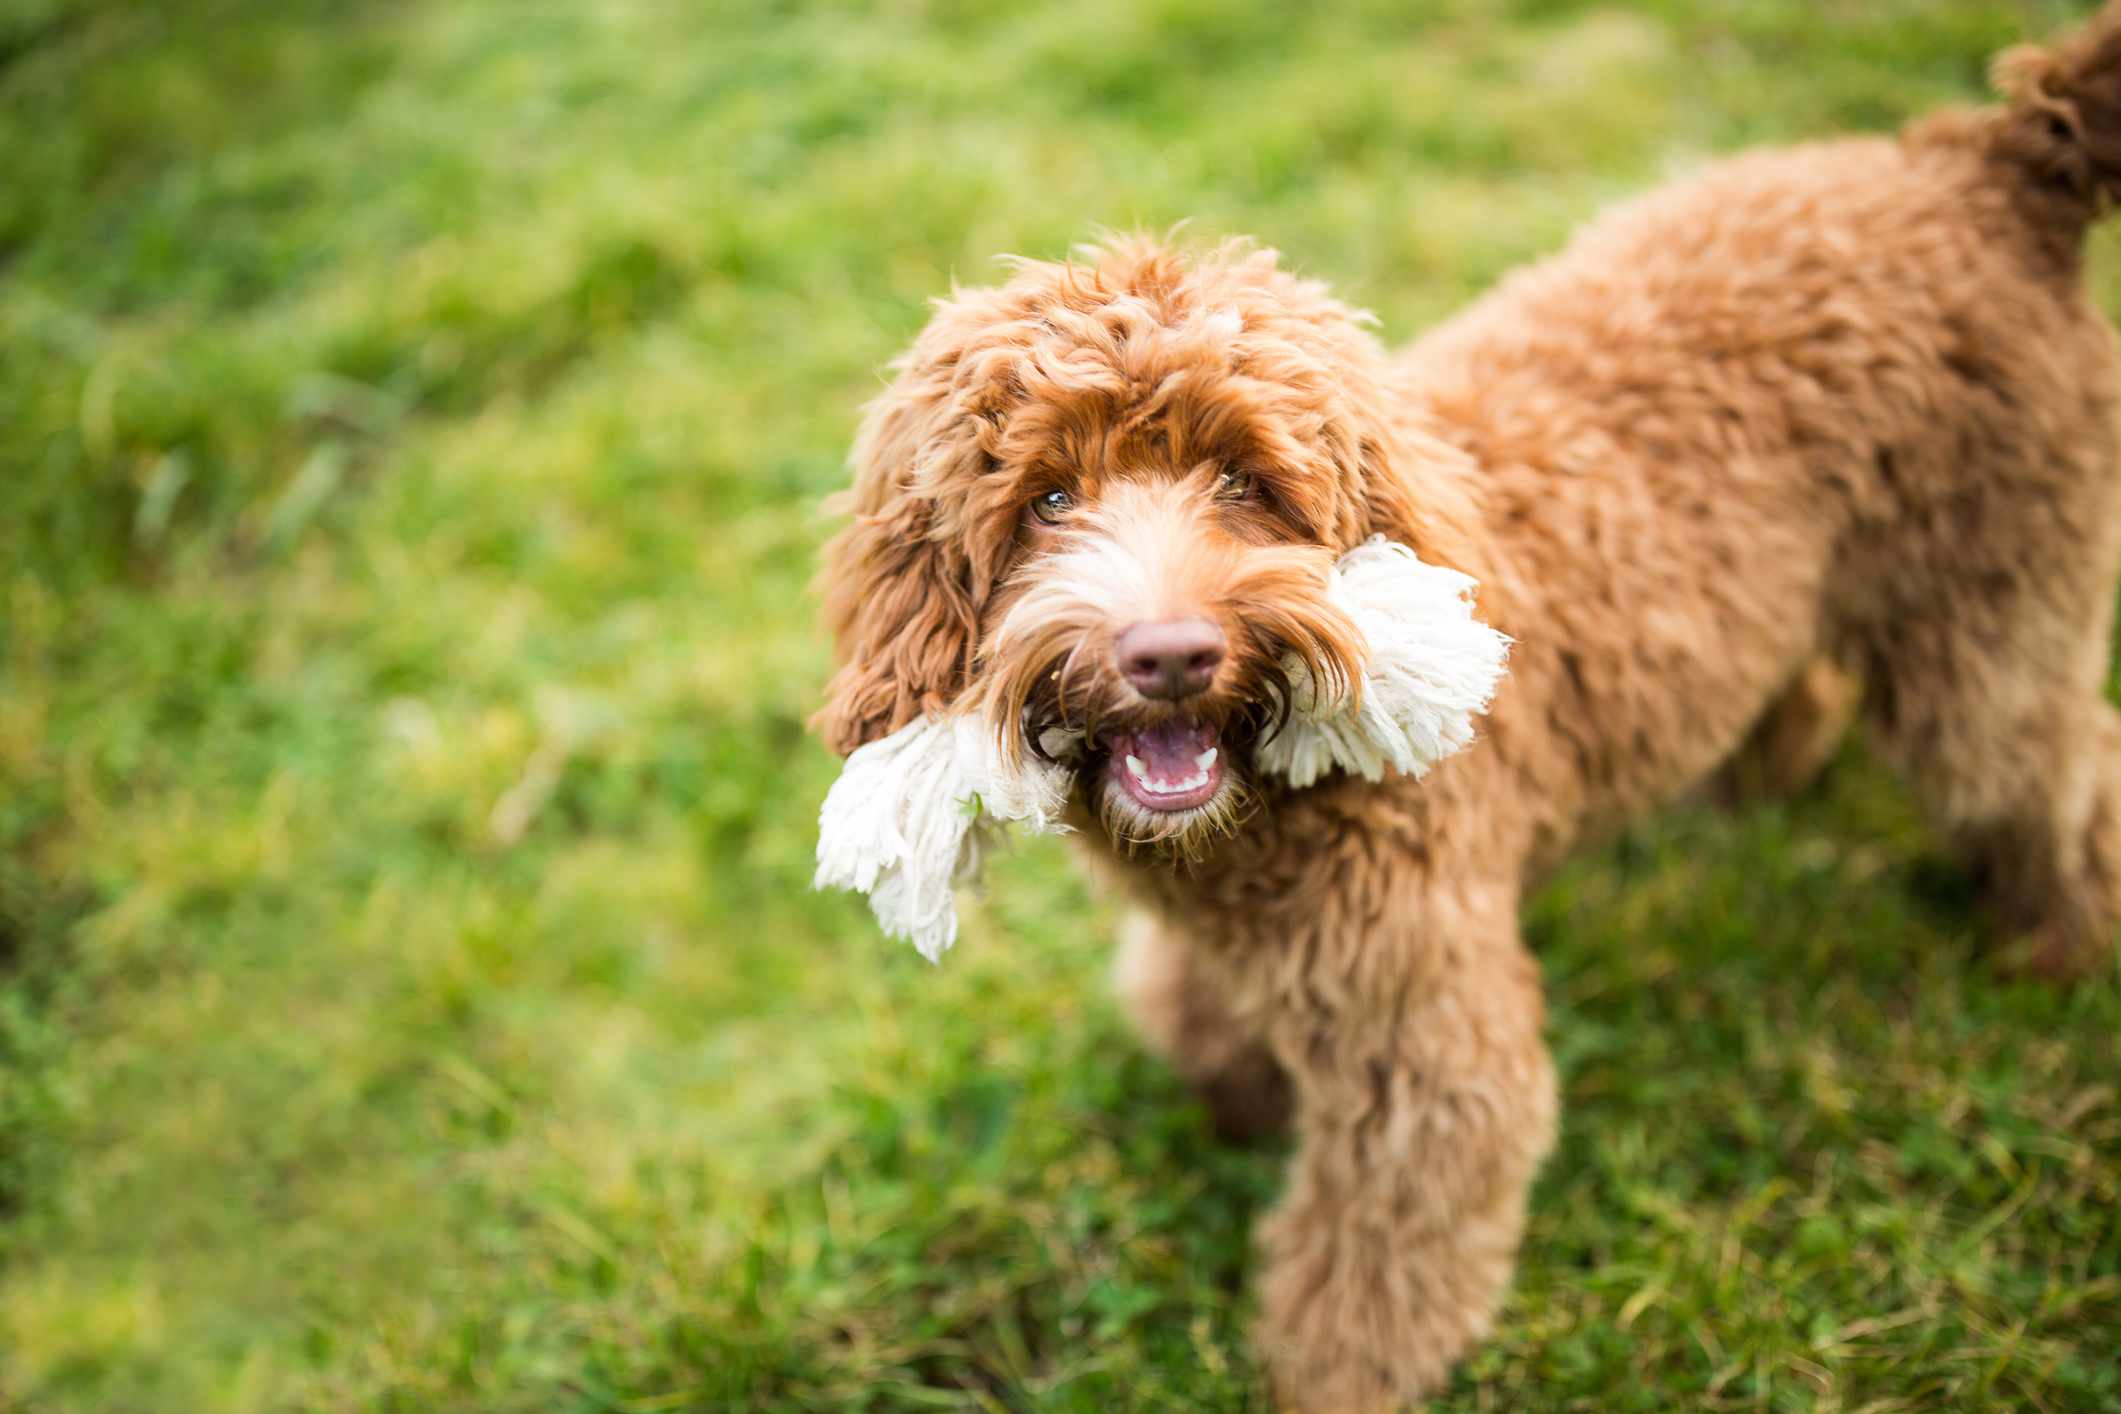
[814,348,985,756]
[1356,417,1488,569]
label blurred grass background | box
[2,0,2118,1408]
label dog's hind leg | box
[1885,679,2121,982]
[1861,472,2121,981]
[1981,705,2121,981]
[1251,883,1558,1411]
[1114,911,1292,1142]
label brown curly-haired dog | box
[816,9,2121,1407]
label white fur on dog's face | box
[987,486,1253,845]
[973,472,1369,851]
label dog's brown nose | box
[1116,618,1226,700]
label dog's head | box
[816,237,1485,853]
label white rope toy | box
[1251,536,1512,787]
[813,714,1072,962]
[816,535,1509,957]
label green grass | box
[2,0,2117,1408]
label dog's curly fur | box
[816,9,2121,1406]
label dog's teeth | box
[1123,750,1215,796]
[1039,726,1084,760]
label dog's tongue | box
[1131,719,1216,782]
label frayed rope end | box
[1252,536,1511,788]
[815,714,1071,960]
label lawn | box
[2,0,2117,1408]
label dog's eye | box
[1217,469,1258,501]
[1029,488,1074,525]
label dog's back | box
[1394,7,2121,878]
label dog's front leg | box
[1252,889,1556,1411]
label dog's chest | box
[1089,775,1437,948]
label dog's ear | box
[1357,418,1488,571]
[1193,244,1486,564]
[813,347,986,756]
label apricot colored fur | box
[815,8,2121,1406]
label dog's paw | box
[1259,1306,1457,1413]
[1255,1229,1494,1412]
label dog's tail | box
[1983,3,2121,227]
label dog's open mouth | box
[1103,717,1223,812]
